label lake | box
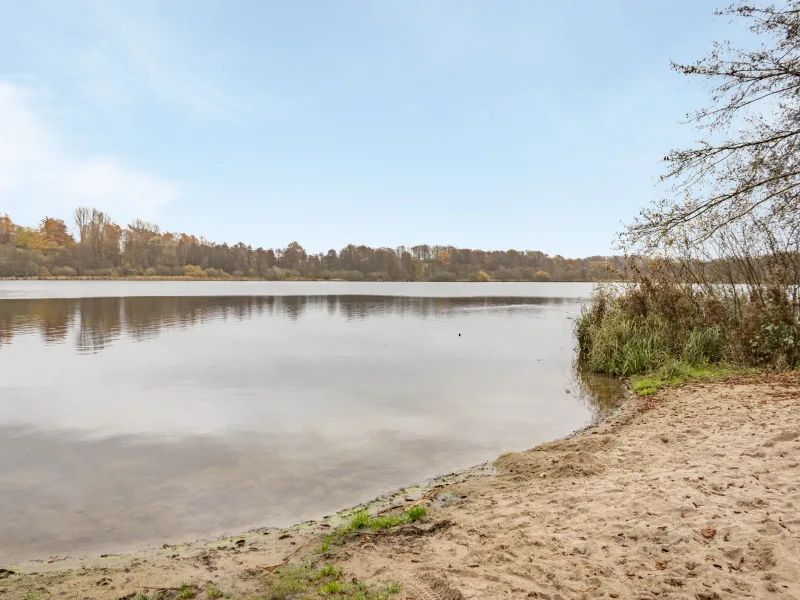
[0,281,618,564]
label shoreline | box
[0,462,497,572]
[4,373,799,599]
[1,391,631,571]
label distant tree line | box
[0,207,623,281]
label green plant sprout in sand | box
[265,563,401,600]
[319,505,427,553]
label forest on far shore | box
[0,209,622,282]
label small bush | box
[428,271,457,282]
[144,267,156,277]
[205,268,231,279]
[51,265,77,277]
[342,270,365,281]
[155,265,184,277]
[85,267,117,277]
[184,265,208,278]
[472,271,491,282]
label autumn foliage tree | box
[0,214,13,244]
[38,218,75,250]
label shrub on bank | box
[184,265,208,278]
[83,267,120,277]
[155,265,185,277]
[51,265,77,277]
[319,270,365,281]
[576,282,799,376]
[205,267,232,279]
[427,271,457,282]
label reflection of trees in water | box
[0,295,576,353]
[569,361,625,420]
[77,298,123,352]
[0,300,77,346]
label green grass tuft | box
[406,505,427,522]
[263,562,397,599]
[385,581,403,594]
[206,586,223,599]
[347,510,372,530]
[318,505,428,552]
[319,580,347,594]
[369,515,407,530]
[315,564,343,580]
[265,564,315,600]
[630,361,755,396]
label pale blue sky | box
[0,0,733,256]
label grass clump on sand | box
[206,586,224,599]
[265,563,401,600]
[630,360,754,396]
[319,506,427,553]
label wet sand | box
[3,372,799,599]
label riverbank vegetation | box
[576,279,799,377]
[578,2,800,382]
[0,210,622,282]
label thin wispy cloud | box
[84,1,250,120]
[0,82,182,225]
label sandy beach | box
[3,372,799,599]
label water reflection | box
[0,295,575,353]
[569,362,627,420]
[0,291,618,564]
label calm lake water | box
[0,281,619,564]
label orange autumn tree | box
[38,217,75,251]
[0,214,14,244]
